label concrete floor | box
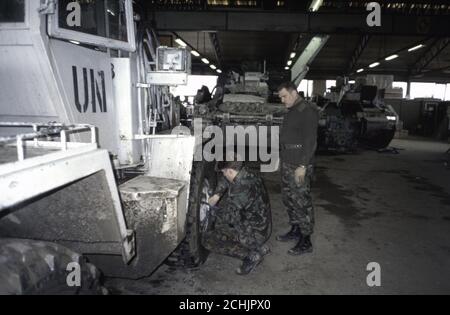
[105,138,450,295]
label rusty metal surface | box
[120,175,185,199]
[87,176,188,279]
[0,172,125,256]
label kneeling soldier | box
[203,161,272,275]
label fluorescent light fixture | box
[309,0,324,12]
[217,69,222,74]
[357,68,364,73]
[70,40,80,45]
[349,80,355,84]
[386,116,397,121]
[285,66,290,70]
[201,58,210,64]
[287,60,293,66]
[210,65,217,70]
[175,38,187,47]
[290,52,296,59]
[385,54,399,61]
[408,44,424,52]
[191,50,200,57]
[369,62,380,68]
[107,9,116,17]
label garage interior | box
[105,0,450,294]
[0,0,449,295]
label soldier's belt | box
[281,144,303,150]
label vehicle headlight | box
[386,116,397,121]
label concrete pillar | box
[406,80,411,99]
[312,80,327,97]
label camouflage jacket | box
[214,167,272,238]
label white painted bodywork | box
[0,124,135,263]
[112,58,142,165]
[0,1,121,154]
[0,0,196,274]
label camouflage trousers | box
[202,223,267,260]
[281,162,315,236]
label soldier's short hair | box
[277,81,298,93]
[216,160,244,172]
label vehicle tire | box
[0,239,107,295]
[165,161,217,268]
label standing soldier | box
[204,160,272,275]
[276,82,319,255]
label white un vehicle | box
[0,0,217,294]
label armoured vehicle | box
[0,0,215,293]
[317,79,398,152]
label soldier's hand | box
[294,166,307,186]
[208,194,221,207]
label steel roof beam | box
[151,11,450,36]
[410,37,450,75]
[209,32,223,68]
[346,34,371,75]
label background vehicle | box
[192,70,397,154]
[316,79,398,152]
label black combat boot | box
[235,252,263,275]
[276,224,302,242]
[288,235,313,256]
